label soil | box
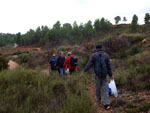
[87,83,113,113]
[0,46,41,54]
[87,82,150,113]
[8,60,19,70]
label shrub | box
[115,74,126,88]
[57,46,72,52]
[81,56,90,67]
[139,82,150,89]
[0,55,9,71]
[119,33,145,43]
[129,45,141,55]
[102,38,129,55]
[113,49,128,59]
[17,53,29,64]
[0,68,94,113]
[126,103,150,113]
[135,65,150,75]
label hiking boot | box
[104,105,111,110]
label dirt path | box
[87,83,113,113]
[87,83,150,113]
[8,60,19,70]
[41,69,49,75]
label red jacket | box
[63,55,77,69]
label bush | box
[115,74,126,88]
[0,68,94,113]
[102,38,129,55]
[139,82,150,89]
[125,65,150,90]
[129,45,141,55]
[81,56,90,67]
[17,53,29,64]
[57,46,72,52]
[113,49,128,59]
[0,55,9,71]
[135,65,150,75]
[126,103,150,113]
[119,33,145,43]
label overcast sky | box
[0,0,150,34]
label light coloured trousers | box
[95,75,109,105]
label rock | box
[142,39,146,43]
[8,60,19,70]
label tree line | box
[0,13,150,47]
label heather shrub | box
[129,45,141,55]
[102,38,129,55]
[119,33,145,43]
[0,55,9,71]
[0,68,94,113]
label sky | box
[0,0,150,34]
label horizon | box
[0,0,150,34]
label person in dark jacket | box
[56,51,65,76]
[84,44,114,110]
[49,54,57,71]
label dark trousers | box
[69,69,75,75]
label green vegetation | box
[126,103,150,113]
[0,13,150,47]
[131,14,138,32]
[0,33,15,47]
[114,16,121,25]
[144,13,150,25]
[1,12,150,113]
[0,55,9,71]
[0,68,94,113]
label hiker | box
[63,52,77,75]
[49,54,57,71]
[56,51,65,75]
[84,44,114,110]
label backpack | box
[70,57,78,66]
[94,52,107,78]
[58,56,65,67]
[50,57,57,70]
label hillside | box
[0,24,150,113]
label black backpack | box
[94,53,108,78]
[58,56,65,66]
[70,57,78,66]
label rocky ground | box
[87,83,150,113]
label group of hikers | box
[49,44,114,110]
[49,51,78,75]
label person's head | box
[67,52,72,56]
[60,51,64,56]
[96,44,102,50]
[52,54,56,57]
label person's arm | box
[105,54,113,79]
[63,57,68,69]
[49,58,52,64]
[56,57,59,67]
[84,54,94,72]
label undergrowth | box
[0,68,94,113]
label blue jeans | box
[95,75,109,105]
[58,67,64,76]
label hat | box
[96,44,102,49]
[67,52,72,55]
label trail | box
[8,60,19,70]
[41,69,49,75]
[87,83,113,113]
[87,82,150,113]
